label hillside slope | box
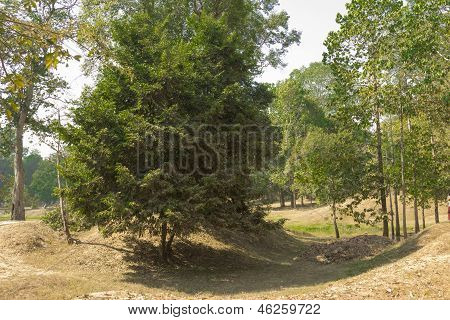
[289,223,450,299]
[0,221,448,299]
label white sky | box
[27,0,349,157]
[258,0,348,83]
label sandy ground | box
[0,219,448,300]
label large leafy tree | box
[0,0,77,220]
[297,128,369,238]
[63,0,299,261]
[271,63,332,206]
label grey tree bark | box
[408,119,420,234]
[56,112,72,244]
[11,85,33,221]
[291,190,297,209]
[399,105,407,239]
[394,188,401,241]
[430,131,440,224]
[375,105,389,237]
[388,186,394,240]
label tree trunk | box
[11,84,34,221]
[301,196,304,207]
[421,204,426,229]
[160,221,168,263]
[394,188,401,241]
[413,197,420,234]
[399,105,407,239]
[291,190,296,209]
[434,198,440,224]
[388,186,395,240]
[167,231,176,258]
[11,110,27,221]
[280,191,285,208]
[389,116,400,241]
[56,120,72,244]
[430,124,439,224]
[375,105,389,237]
[408,118,420,234]
[332,201,340,239]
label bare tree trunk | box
[421,204,426,229]
[375,106,389,237]
[399,105,407,239]
[11,109,27,221]
[332,201,340,239]
[389,115,401,241]
[56,113,72,244]
[413,197,420,233]
[166,230,176,258]
[430,126,440,224]
[388,186,394,240]
[160,221,168,263]
[394,188,401,241]
[11,84,34,221]
[291,190,297,209]
[280,191,285,208]
[434,198,440,224]
[408,118,420,234]
[301,196,304,207]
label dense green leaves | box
[63,0,299,259]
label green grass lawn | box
[285,222,383,237]
[0,214,43,222]
[284,222,423,238]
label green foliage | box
[0,0,76,117]
[42,208,92,232]
[28,158,58,205]
[64,0,299,255]
[0,154,13,206]
[23,150,42,186]
[270,63,334,201]
[0,124,14,157]
[297,128,369,210]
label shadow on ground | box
[117,226,427,296]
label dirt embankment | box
[0,221,449,300]
[295,235,393,264]
[292,223,450,300]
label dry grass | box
[0,220,449,300]
[0,208,47,222]
[268,199,448,237]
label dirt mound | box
[293,223,450,300]
[296,235,393,264]
[0,221,62,255]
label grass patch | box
[286,222,383,237]
[0,214,44,222]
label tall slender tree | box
[324,0,405,237]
